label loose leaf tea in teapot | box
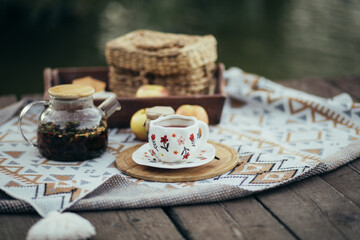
[37,119,108,161]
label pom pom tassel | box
[27,211,96,240]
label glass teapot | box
[18,84,121,161]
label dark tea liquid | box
[37,119,108,161]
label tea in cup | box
[148,115,209,163]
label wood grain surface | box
[257,177,360,240]
[79,209,184,240]
[167,197,295,240]
[116,141,239,182]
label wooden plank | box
[0,94,17,109]
[80,209,184,240]
[257,177,360,240]
[349,159,360,173]
[0,213,40,240]
[167,198,295,240]
[326,76,360,100]
[280,77,342,98]
[320,162,360,207]
[220,198,296,239]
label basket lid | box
[48,84,95,99]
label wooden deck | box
[0,76,359,240]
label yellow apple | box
[136,85,169,98]
[130,108,148,140]
[175,105,209,124]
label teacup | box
[148,115,209,163]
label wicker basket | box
[108,67,149,97]
[109,63,216,96]
[106,30,217,76]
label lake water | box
[1,0,359,96]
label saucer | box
[132,143,216,169]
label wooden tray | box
[43,64,226,128]
[115,141,239,182]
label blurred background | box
[1,0,359,97]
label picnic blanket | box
[0,67,359,217]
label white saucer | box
[132,143,216,169]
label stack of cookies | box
[105,30,217,97]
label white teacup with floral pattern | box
[148,115,209,163]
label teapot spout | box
[98,96,121,118]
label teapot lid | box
[49,84,95,99]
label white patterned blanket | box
[0,67,359,216]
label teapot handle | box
[18,101,48,147]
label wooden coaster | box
[116,141,239,182]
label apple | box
[130,108,148,140]
[175,105,209,124]
[136,85,169,98]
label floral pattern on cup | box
[189,134,195,147]
[150,134,158,151]
[177,136,185,145]
[144,149,158,163]
[160,135,169,152]
[151,133,196,159]
[181,146,190,159]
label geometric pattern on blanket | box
[0,67,359,216]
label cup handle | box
[18,101,48,147]
[197,120,209,149]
